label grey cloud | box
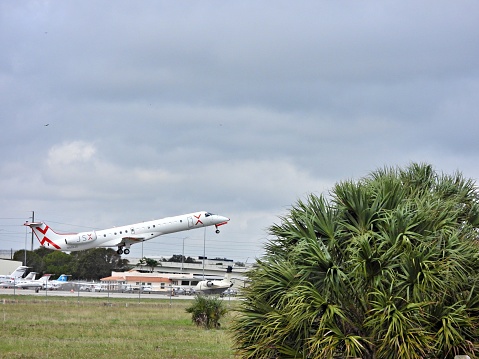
[1,1,479,262]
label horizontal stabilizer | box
[24,221,43,228]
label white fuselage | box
[26,211,229,254]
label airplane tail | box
[39,274,52,283]
[11,266,29,279]
[24,222,62,250]
[56,274,69,282]
[23,271,37,281]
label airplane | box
[15,273,52,290]
[11,271,37,288]
[24,211,229,255]
[22,271,37,281]
[194,265,234,295]
[0,265,29,287]
[45,274,70,290]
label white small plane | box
[195,266,234,295]
[0,265,29,287]
[15,273,52,289]
[24,211,229,255]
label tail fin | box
[10,266,29,279]
[24,222,62,250]
[39,274,52,283]
[56,274,70,282]
[23,271,37,281]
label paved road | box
[0,287,240,300]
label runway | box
[0,287,240,301]
[0,287,197,300]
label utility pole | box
[31,211,34,251]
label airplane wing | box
[117,236,146,246]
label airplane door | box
[187,217,194,229]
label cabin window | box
[103,234,106,237]
[125,230,128,233]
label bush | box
[186,295,228,329]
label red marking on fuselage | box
[194,214,203,226]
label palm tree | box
[232,163,479,358]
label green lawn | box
[0,295,238,358]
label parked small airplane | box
[45,274,70,290]
[195,266,234,295]
[12,271,37,288]
[22,271,37,281]
[24,211,229,255]
[0,266,29,287]
[15,273,52,289]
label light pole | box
[181,237,188,273]
[203,227,206,279]
[31,211,34,251]
[24,226,29,265]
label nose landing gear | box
[215,221,228,234]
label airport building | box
[0,259,23,275]
[100,256,252,293]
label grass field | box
[0,295,238,358]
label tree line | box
[13,247,131,281]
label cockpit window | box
[205,212,213,217]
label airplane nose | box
[215,215,230,224]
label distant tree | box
[233,163,479,358]
[166,254,197,263]
[137,257,146,270]
[185,256,197,263]
[13,250,43,271]
[71,248,130,280]
[144,257,160,272]
[34,246,54,258]
[43,251,73,276]
[167,254,185,262]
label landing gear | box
[117,246,130,255]
[215,221,228,234]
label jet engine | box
[65,231,97,245]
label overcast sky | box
[1,1,478,264]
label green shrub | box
[186,295,228,329]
